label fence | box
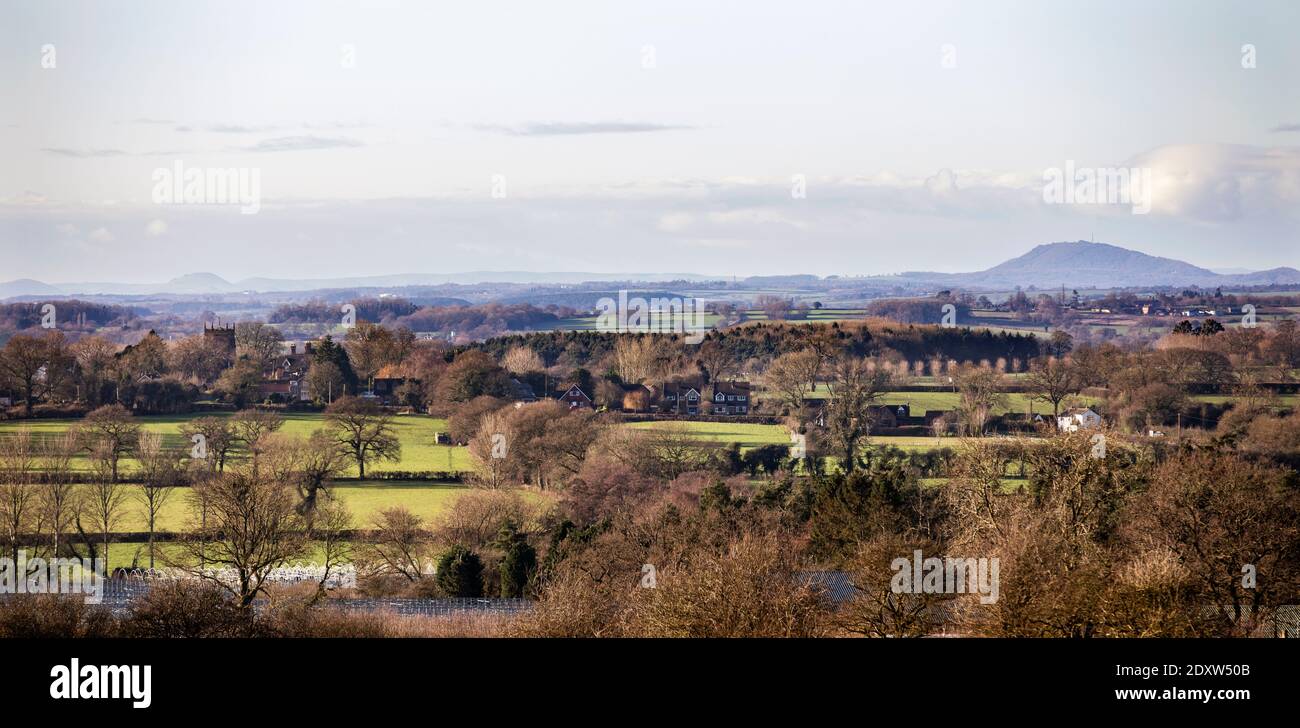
[82,574,535,618]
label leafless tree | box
[822,356,891,470]
[0,428,38,563]
[76,404,139,482]
[175,465,307,608]
[324,396,401,479]
[136,431,183,569]
[364,506,431,582]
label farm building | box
[1057,407,1102,432]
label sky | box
[1,0,1298,284]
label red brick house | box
[708,380,752,415]
[557,384,593,410]
[654,381,702,415]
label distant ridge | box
[0,271,715,297]
[3,241,1297,299]
[889,241,1300,289]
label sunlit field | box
[0,412,474,475]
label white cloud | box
[1128,144,1300,222]
[88,227,115,243]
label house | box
[510,378,537,403]
[261,342,315,402]
[557,384,593,410]
[655,381,701,415]
[1057,407,1102,432]
[371,365,411,403]
[708,380,751,415]
[868,405,899,429]
[257,378,294,400]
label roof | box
[510,378,537,400]
[1061,407,1098,416]
[798,571,855,605]
[711,380,751,396]
[557,384,591,400]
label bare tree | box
[136,431,182,569]
[765,350,819,422]
[77,404,139,482]
[233,321,284,370]
[82,445,129,572]
[822,356,891,471]
[953,364,1005,436]
[611,336,669,385]
[1026,356,1081,418]
[175,465,307,608]
[260,430,350,519]
[1129,451,1300,636]
[0,427,38,563]
[364,506,431,582]
[39,430,81,557]
[695,340,736,383]
[309,495,354,602]
[180,416,236,472]
[229,409,285,467]
[324,396,401,479]
[501,345,545,376]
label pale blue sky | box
[2,0,1298,282]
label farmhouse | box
[654,381,702,415]
[259,342,314,402]
[708,380,752,415]
[371,368,416,404]
[557,383,593,410]
[1057,407,1102,432]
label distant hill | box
[891,241,1300,289]
[0,278,63,299]
[166,272,240,294]
[965,241,1221,288]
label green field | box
[623,420,791,448]
[0,412,474,475]
[754,387,1097,417]
[623,420,966,453]
[104,480,481,533]
[1190,393,1300,408]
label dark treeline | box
[475,319,1041,373]
[270,297,419,324]
[0,301,141,336]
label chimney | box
[290,342,297,355]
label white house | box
[1057,407,1102,433]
